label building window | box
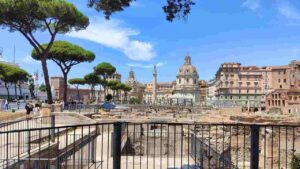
[283,79,286,83]
[278,79,281,83]
[247,82,250,87]
[280,85,282,89]
[247,90,249,94]
[179,79,181,84]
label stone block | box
[40,103,53,117]
[52,103,63,112]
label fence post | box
[51,115,55,142]
[113,122,122,169]
[250,125,259,169]
[27,119,31,154]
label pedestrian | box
[17,100,20,109]
[34,103,40,116]
[0,99,2,110]
[61,100,65,110]
[25,101,34,119]
[5,99,9,110]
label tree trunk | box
[18,84,22,99]
[103,85,106,101]
[14,83,17,99]
[91,85,95,100]
[41,58,53,104]
[77,86,80,101]
[5,83,9,100]
[63,73,68,103]
[113,90,115,101]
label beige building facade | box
[215,63,266,109]
[214,60,300,111]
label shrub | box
[291,155,300,169]
[129,97,141,105]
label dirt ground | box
[193,110,300,125]
[0,112,26,122]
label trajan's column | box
[152,65,157,104]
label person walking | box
[17,100,20,109]
[5,99,9,110]
[0,99,3,111]
[25,101,34,119]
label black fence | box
[0,121,299,169]
[64,104,100,114]
[0,116,52,131]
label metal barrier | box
[64,104,100,114]
[0,121,299,169]
[0,116,52,131]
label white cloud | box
[277,3,300,20]
[67,18,156,61]
[22,55,39,64]
[127,61,167,69]
[242,0,260,11]
[131,1,144,8]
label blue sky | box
[1,0,300,84]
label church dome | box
[177,55,199,77]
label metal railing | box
[0,116,52,131]
[64,104,100,114]
[0,121,299,169]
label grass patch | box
[0,112,26,122]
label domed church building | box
[171,55,200,105]
[143,55,201,105]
